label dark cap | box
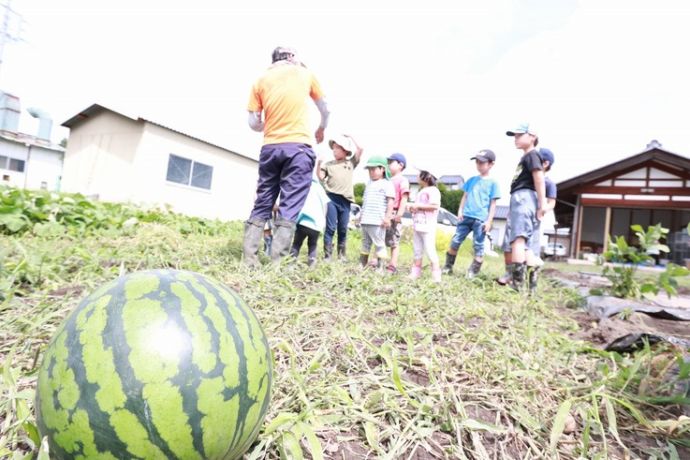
[387,152,407,167]
[538,148,555,166]
[470,149,496,163]
[271,46,296,63]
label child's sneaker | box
[386,265,398,275]
[408,266,422,280]
[431,268,442,283]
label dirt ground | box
[545,268,690,347]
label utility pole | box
[0,0,24,81]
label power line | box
[0,0,25,81]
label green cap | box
[365,155,388,169]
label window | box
[0,155,7,169]
[165,154,213,190]
[9,158,25,172]
[191,162,213,189]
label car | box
[349,203,361,229]
[401,207,459,235]
[543,242,567,257]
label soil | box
[546,268,690,348]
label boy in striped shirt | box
[359,156,395,268]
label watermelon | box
[35,270,272,460]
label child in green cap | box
[359,156,395,268]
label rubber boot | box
[359,253,369,267]
[442,252,456,275]
[324,242,333,261]
[243,219,266,267]
[528,266,540,295]
[408,265,422,280]
[466,259,483,279]
[270,217,296,262]
[497,263,514,285]
[337,243,347,261]
[510,263,527,292]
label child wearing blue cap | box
[498,148,556,293]
[442,149,501,278]
[384,153,410,274]
[504,123,546,292]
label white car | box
[401,207,458,235]
[543,242,567,257]
[349,203,361,229]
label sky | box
[3,0,690,203]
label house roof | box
[0,129,64,152]
[494,205,510,220]
[404,174,465,185]
[557,141,690,193]
[439,175,464,184]
[62,104,257,163]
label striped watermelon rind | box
[35,269,272,460]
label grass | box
[1,214,689,459]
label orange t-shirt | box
[248,63,324,145]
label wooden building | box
[555,140,690,263]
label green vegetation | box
[602,224,689,299]
[1,187,688,459]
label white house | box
[0,91,64,191]
[0,132,65,191]
[61,104,259,222]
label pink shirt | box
[413,186,440,233]
[390,174,410,210]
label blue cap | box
[506,122,537,136]
[387,152,407,167]
[539,148,555,166]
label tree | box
[353,183,365,206]
[438,182,463,214]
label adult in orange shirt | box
[244,47,330,266]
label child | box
[385,153,410,274]
[359,156,395,268]
[290,175,330,266]
[442,150,501,278]
[318,134,363,260]
[498,148,556,293]
[408,169,442,282]
[505,123,546,291]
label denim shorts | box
[450,216,485,257]
[502,217,541,254]
[506,189,539,246]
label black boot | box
[442,252,456,275]
[337,243,347,261]
[528,266,540,295]
[359,253,369,267]
[497,263,514,285]
[324,242,333,261]
[270,217,296,262]
[466,259,483,279]
[243,219,266,267]
[510,263,527,292]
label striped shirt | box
[361,179,395,226]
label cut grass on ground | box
[1,221,689,459]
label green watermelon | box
[35,270,272,460]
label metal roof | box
[0,129,64,152]
[62,104,257,163]
[557,143,690,193]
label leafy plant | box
[601,224,688,298]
